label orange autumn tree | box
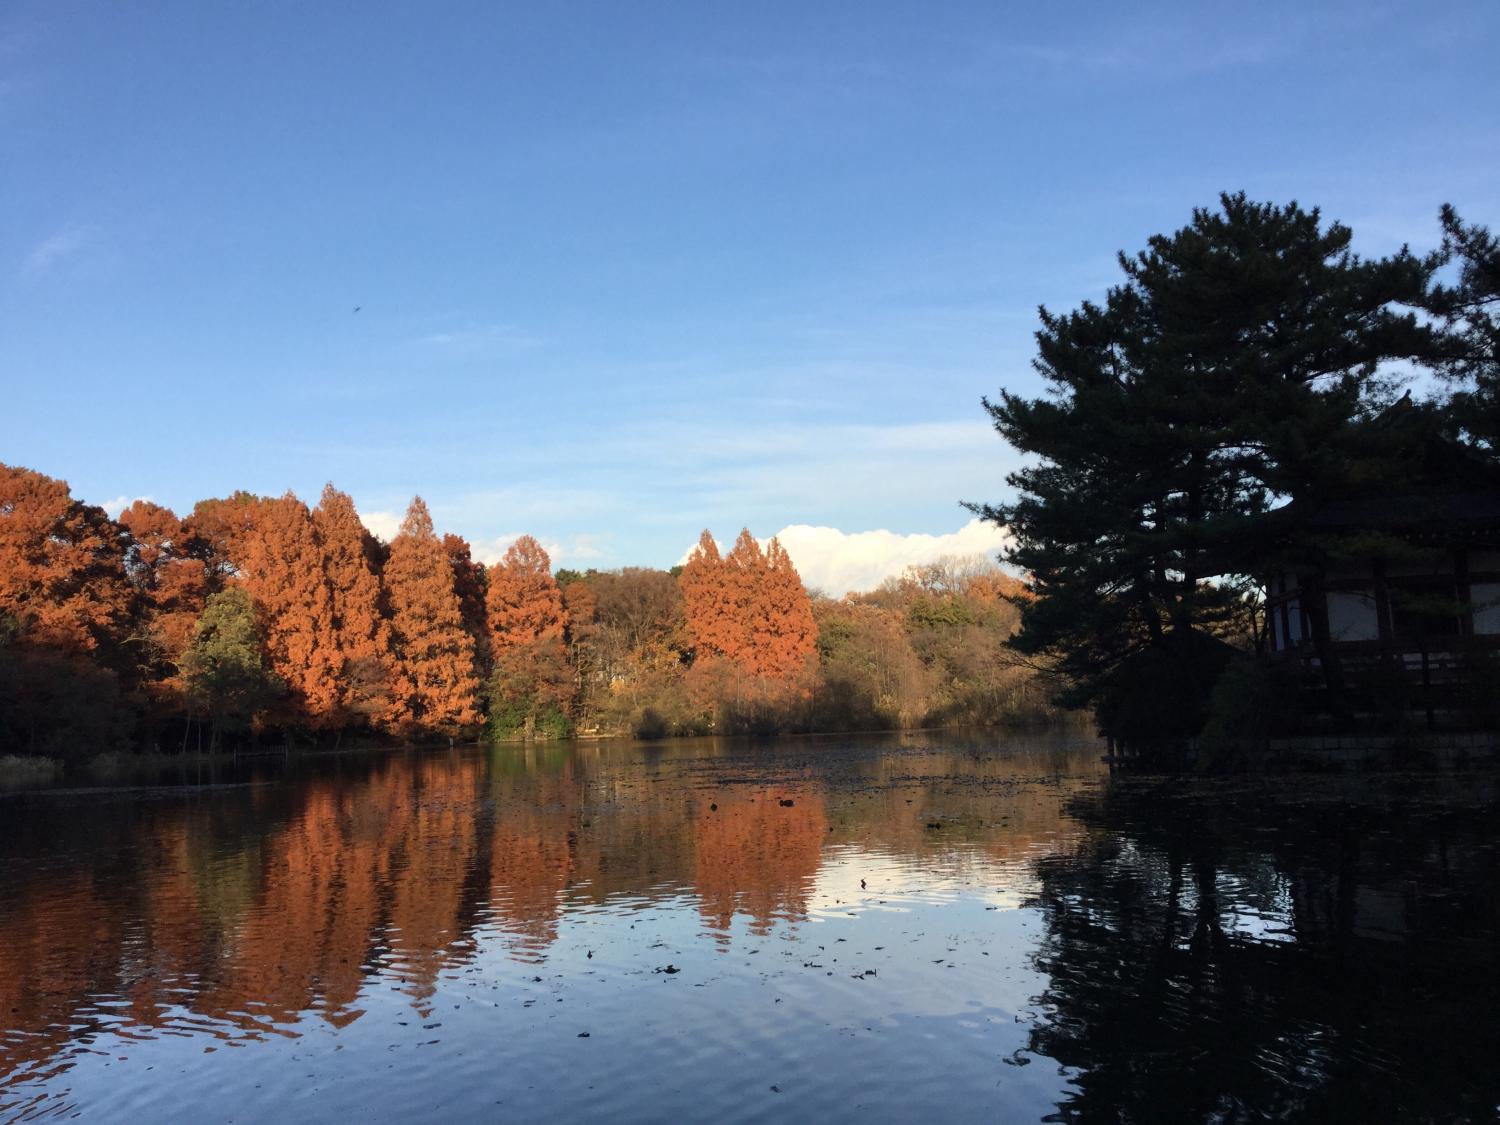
[0,463,132,655]
[443,533,491,681]
[679,527,816,682]
[722,529,767,667]
[119,500,214,718]
[0,464,134,755]
[184,491,263,584]
[751,537,818,680]
[232,493,342,728]
[312,484,393,728]
[679,530,744,659]
[484,535,573,738]
[383,497,481,731]
[485,535,567,648]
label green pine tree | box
[971,194,1434,737]
[183,587,279,749]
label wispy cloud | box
[23,225,95,275]
[417,323,541,354]
[473,531,609,568]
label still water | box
[1,734,1497,1122]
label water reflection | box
[2,737,1496,1121]
[1025,774,1500,1121]
[0,734,1097,1120]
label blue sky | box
[3,1,1497,589]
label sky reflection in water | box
[1,734,1496,1122]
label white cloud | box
[771,518,1011,595]
[677,518,1012,596]
[360,509,403,541]
[100,494,151,518]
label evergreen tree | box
[183,586,277,747]
[1428,205,1500,448]
[383,497,481,731]
[973,194,1433,728]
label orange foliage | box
[560,580,596,646]
[486,535,567,650]
[752,537,818,680]
[119,500,213,711]
[0,463,132,654]
[184,491,262,581]
[679,527,817,683]
[694,788,827,935]
[443,532,491,678]
[232,493,342,726]
[679,530,742,657]
[383,497,482,730]
[313,485,394,726]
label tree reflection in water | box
[2,740,1496,1122]
[1024,774,1500,1121]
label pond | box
[1,734,1497,1122]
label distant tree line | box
[0,472,1055,758]
[976,195,1499,749]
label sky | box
[3,2,1497,593]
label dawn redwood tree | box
[483,535,574,736]
[680,529,815,684]
[185,491,263,584]
[748,538,817,681]
[972,194,1434,727]
[233,493,342,728]
[0,465,134,755]
[119,500,213,716]
[0,463,132,656]
[313,484,394,728]
[384,497,481,731]
[486,535,567,650]
[722,529,767,669]
[680,530,745,662]
[444,532,492,681]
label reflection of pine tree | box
[1024,783,1500,1121]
